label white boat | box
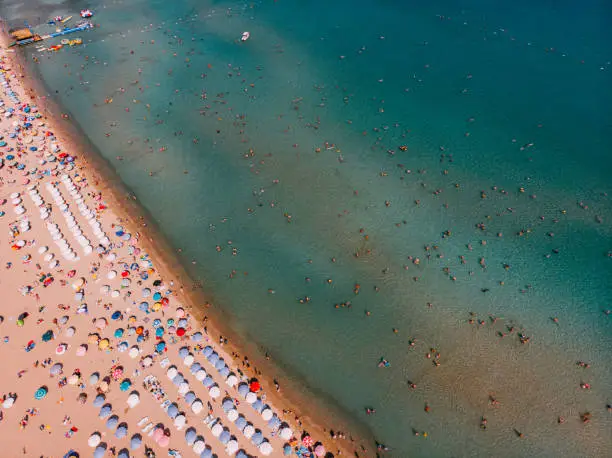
[241,31,250,42]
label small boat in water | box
[241,31,250,42]
[80,9,93,18]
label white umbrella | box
[226,409,238,422]
[243,424,254,439]
[225,374,238,387]
[226,440,239,455]
[209,385,221,399]
[191,400,203,414]
[245,392,257,404]
[127,393,140,408]
[166,367,178,380]
[88,432,101,447]
[279,427,293,440]
[129,346,139,359]
[2,397,15,409]
[183,354,194,366]
[192,440,205,454]
[211,423,223,437]
[143,356,153,367]
[173,414,186,429]
[195,369,207,381]
[259,441,273,456]
[178,382,190,395]
[261,408,273,421]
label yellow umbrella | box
[98,338,110,350]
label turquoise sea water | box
[2,1,612,456]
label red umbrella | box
[302,435,314,447]
[176,328,185,337]
[121,271,130,278]
[249,381,261,392]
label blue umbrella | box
[235,416,247,430]
[219,430,231,444]
[252,399,264,412]
[184,392,196,404]
[93,394,106,407]
[177,318,188,328]
[34,386,48,400]
[167,403,179,419]
[215,359,226,371]
[283,444,293,456]
[153,292,162,301]
[166,319,175,327]
[172,374,184,386]
[90,372,100,385]
[117,449,130,458]
[200,448,213,458]
[130,434,142,450]
[178,347,189,359]
[202,346,213,357]
[130,263,139,271]
[50,363,63,376]
[111,311,121,320]
[137,335,145,343]
[93,445,107,458]
[99,404,112,418]
[191,332,203,342]
[202,376,214,388]
[219,366,230,377]
[120,380,132,391]
[208,353,219,365]
[142,288,151,298]
[152,319,161,328]
[251,431,264,446]
[106,415,119,429]
[138,302,149,312]
[189,362,202,374]
[118,341,129,352]
[222,398,234,412]
[155,327,164,337]
[156,341,166,353]
[237,384,249,397]
[115,423,128,439]
[236,451,248,458]
[268,415,282,429]
[185,428,197,445]
[114,328,124,338]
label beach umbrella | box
[215,359,226,371]
[142,355,153,367]
[202,346,213,357]
[117,449,130,458]
[314,444,326,456]
[183,354,194,366]
[243,424,255,439]
[90,372,100,384]
[118,341,129,352]
[98,404,112,418]
[127,392,140,408]
[252,431,264,446]
[2,396,15,408]
[268,415,282,429]
[189,362,202,374]
[211,423,223,437]
[226,409,238,422]
[245,392,257,404]
[208,353,219,365]
[88,432,102,447]
[155,327,164,338]
[184,392,196,404]
[178,347,189,359]
[173,414,186,429]
[219,366,230,378]
[112,367,124,380]
[178,381,190,395]
[129,346,139,359]
[191,400,203,414]
[249,380,261,392]
[166,366,178,380]
[192,439,205,454]
[50,363,63,376]
[237,383,249,397]
[120,379,132,391]
[235,416,247,430]
[222,398,234,412]
[93,445,107,458]
[77,392,88,404]
[157,434,170,448]
[209,385,221,399]
[191,332,203,341]
[93,394,106,407]
[253,399,264,412]
[283,444,292,456]
[202,376,214,388]
[302,435,314,447]
[167,403,179,419]
[177,318,188,328]
[141,288,151,297]
[152,427,164,443]
[219,430,231,444]
[156,341,166,353]
[200,447,213,458]
[114,328,124,338]
[76,344,88,356]
[88,334,100,345]
[98,338,110,350]
[65,326,76,337]
[172,374,184,386]
[279,427,293,440]
[42,329,54,342]
[129,434,142,450]
[106,415,119,429]
[226,440,239,455]
[115,423,128,438]
[261,408,273,421]
[184,428,197,445]
[195,369,207,381]
[99,381,110,393]
[226,374,238,387]
[259,441,273,456]
[67,374,80,385]
[95,318,107,330]
[34,386,48,400]
[153,292,162,301]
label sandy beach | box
[0,32,369,458]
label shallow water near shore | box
[3,0,612,456]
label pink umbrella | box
[157,434,170,448]
[152,427,164,443]
[111,367,123,381]
[302,436,314,447]
[314,444,326,456]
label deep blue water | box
[2,1,612,456]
